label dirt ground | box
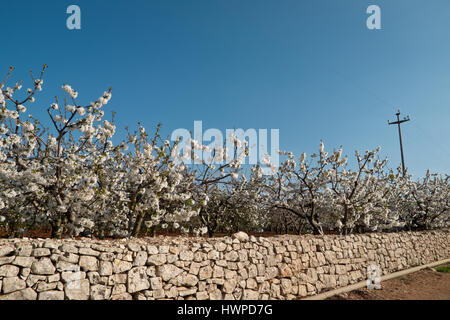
[328,265,450,300]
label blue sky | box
[2,0,450,177]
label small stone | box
[65,279,90,300]
[78,248,100,256]
[232,232,249,242]
[243,289,259,300]
[48,274,61,283]
[31,257,56,275]
[0,246,15,257]
[0,264,20,277]
[0,256,15,265]
[147,254,167,266]
[59,252,79,264]
[33,248,51,257]
[15,243,33,256]
[38,290,64,300]
[36,281,58,292]
[180,251,194,261]
[133,251,148,266]
[99,261,113,276]
[13,256,35,268]
[59,244,78,254]
[79,256,98,271]
[91,284,112,300]
[112,259,132,273]
[0,288,37,300]
[196,291,209,300]
[147,245,158,255]
[181,274,198,287]
[128,267,150,293]
[156,264,182,281]
[149,277,163,290]
[198,266,213,280]
[2,277,26,293]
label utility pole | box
[388,110,410,176]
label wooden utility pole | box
[388,110,410,176]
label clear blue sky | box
[2,0,450,177]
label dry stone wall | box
[0,229,448,300]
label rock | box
[48,273,61,283]
[112,284,127,295]
[36,281,58,292]
[214,242,227,252]
[15,243,33,256]
[225,251,239,262]
[133,251,148,266]
[59,244,78,254]
[111,292,132,300]
[59,252,79,264]
[0,288,37,300]
[147,254,166,266]
[188,262,201,275]
[91,284,112,300]
[99,252,115,261]
[21,267,31,278]
[223,279,237,293]
[0,264,20,277]
[13,256,35,268]
[232,232,249,242]
[0,256,15,265]
[128,267,150,293]
[298,284,307,297]
[156,264,182,281]
[79,248,100,256]
[179,288,197,297]
[38,290,65,300]
[196,291,209,300]
[79,256,98,271]
[209,289,222,300]
[108,273,127,285]
[147,245,158,255]
[2,277,26,293]
[26,274,46,287]
[181,274,198,287]
[149,277,163,290]
[31,257,56,275]
[64,278,90,300]
[180,251,194,261]
[33,248,51,257]
[243,289,259,300]
[198,266,213,280]
[0,246,15,257]
[112,259,132,273]
[61,270,86,283]
[246,278,258,290]
[280,279,292,294]
[99,261,113,276]
[127,243,141,252]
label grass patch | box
[435,266,450,274]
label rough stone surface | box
[0,229,448,300]
[31,258,55,275]
[128,267,150,293]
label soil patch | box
[328,265,450,300]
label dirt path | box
[328,265,450,300]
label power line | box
[388,110,410,176]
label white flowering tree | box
[402,170,450,230]
[0,66,448,238]
[267,143,339,235]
